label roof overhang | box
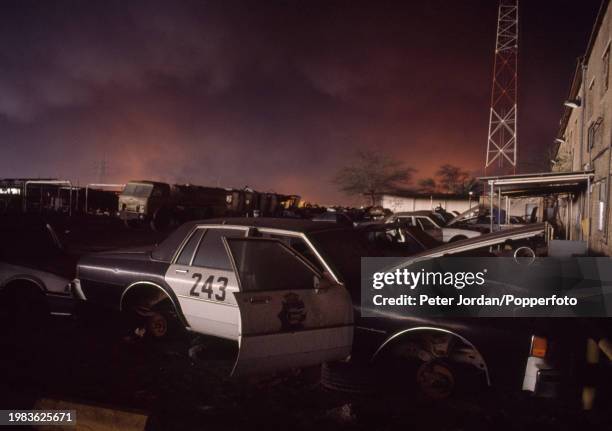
[478,171,594,197]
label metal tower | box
[485,0,518,173]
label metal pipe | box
[490,181,494,233]
[587,175,591,252]
[505,196,509,224]
[580,60,587,168]
[565,193,572,240]
[498,187,502,230]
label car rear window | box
[192,228,244,270]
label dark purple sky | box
[0,0,602,204]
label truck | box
[117,181,301,230]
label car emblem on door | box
[278,292,306,330]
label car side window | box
[258,232,324,272]
[225,238,320,292]
[176,229,204,265]
[417,217,436,230]
[397,216,414,226]
[192,228,244,270]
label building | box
[375,190,477,214]
[554,0,611,254]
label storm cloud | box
[0,0,601,203]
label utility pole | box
[94,156,108,184]
[485,0,519,175]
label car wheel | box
[150,208,171,232]
[374,333,487,401]
[130,300,184,343]
[449,235,467,242]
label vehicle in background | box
[324,223,601,402]
[385,211,481,242]
[311,211,355,226]
[117,181,301,231]
[447,207,528,233]
[0,217,76,329]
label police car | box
[72,218,436,376]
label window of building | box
[588,118,603,151]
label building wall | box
[557,2,611,254]
[379,195,474,214]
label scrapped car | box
[386,211,481,242]
[0,218,76,325]
[447,206,527,232]
[311,211,355,226]
[327,223,605,400]
[72,219,435,375]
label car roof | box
[151,218,351,262]
[191,217,351,233]
[393,211,434,216]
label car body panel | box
[0,220,75,315]
[226,237,353,375]
[387,212,481,242]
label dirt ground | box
[0,313,609,431]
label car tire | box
[374,335,487,401]
[129,299,185,347]
[449,235,467,242]
[150,208,172,232]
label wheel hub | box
[147,312,168,338]
[416,361,455,399]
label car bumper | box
[117,210,146,221]
[70,279,87,301]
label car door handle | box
[175,269,189,274]
[248,295,271,304]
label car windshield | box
[121,183,153,198]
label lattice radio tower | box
[485,0,518,174]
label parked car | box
[386,211,482,242]
[325,223,609,401]
[311,211,355,226]
[0,217,76,329]
[447,207,527,232]
[72,218,436,375]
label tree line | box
[333,149,477,206]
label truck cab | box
[117,181,170,227]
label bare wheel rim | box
[416,361,455,400]
[147,312,168,338]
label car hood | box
[441,227,481,237]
